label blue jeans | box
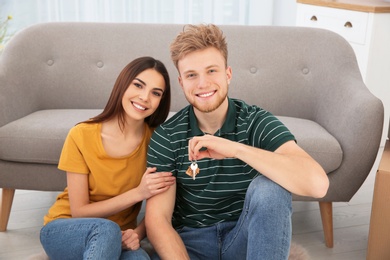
[40,218,150,260]
[153,175,292,260]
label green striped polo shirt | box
[147,97,295,229]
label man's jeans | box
[40,218,150,260]
[154,175,292,260]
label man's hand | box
[189,135,239,161]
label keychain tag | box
[186,161,200,180]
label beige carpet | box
[288,242,310,260]
[28,241,310,259]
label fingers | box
[145,167,174,180]
[150,175,175,194]
[189,136,209,160]
[189,135,233,160]
[188,138,194,161]
[144,169,175,184]
[144,167,157,175]
[121,230,140,251]
[188,137,201,161]
[141,170,175,199]
[150,170,175,180]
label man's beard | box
[189,91,228,113]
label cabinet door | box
[296,4,369,45]
[296,3,370,78]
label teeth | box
[198,91,214,98]
[133,103,146,110]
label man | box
[145,24,328,260]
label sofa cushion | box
[278,116,343,173]
[0,109,101,164]
[0,110,342,174]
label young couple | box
[40,24,328,260]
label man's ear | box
[178,75,184,89]
[226,66,232,84]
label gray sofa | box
[0,22,383,247]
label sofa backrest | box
[0,22,361,127]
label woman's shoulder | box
[68,122,101,138]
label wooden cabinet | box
[296,0,390,146]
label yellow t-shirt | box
[43,122,153,230]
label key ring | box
[186,160,200,180]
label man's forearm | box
[148,222,190,260]
[145,182,188,259]
[235,140,328,198]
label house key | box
[186,160,200,180]
[190,161,198,180]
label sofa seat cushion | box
[0,109,101,164]
[0,110,342,174]
[278,116,343,173]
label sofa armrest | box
[0,43,41,127]
[315,74,383,201]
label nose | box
[138,89,149,102]
[198,75,210,88]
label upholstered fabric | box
[0,23,383,233]
[278,116,342,174]
[0,110,100,164]
[0,111,342,172]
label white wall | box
[0,0,298,36]
[273,0,298,26]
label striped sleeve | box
[246,107,295,152]
[147,125,177,175]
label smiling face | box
[122,68,165,122]
[178,47,232,114]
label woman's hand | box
[121,229,140,251]
[137,167,175,200]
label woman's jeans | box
[40,218,150,260]
[154,175,292,260]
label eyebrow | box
[134,77,146,85]
[183,64,219,74]
[206,64,219,69]
[134,77,164,93]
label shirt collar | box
[189,97,237,136]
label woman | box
[40,56,175,260]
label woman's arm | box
[67,167,175,218]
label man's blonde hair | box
[170,24,228,70]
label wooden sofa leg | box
[0,188,15,231]
[319,201,334,248]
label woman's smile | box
[131,101,147,111]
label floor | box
[0,167,378,260]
